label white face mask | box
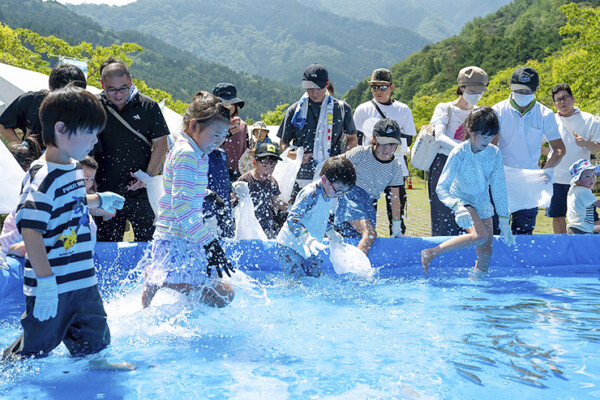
[512,92,535,107]
[463,93,483,106]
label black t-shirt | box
[0,90,48,146]
[238,171,281,238]
[93,92,169,197]
[277,97,357,179]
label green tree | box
[261,103,289,126]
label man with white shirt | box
[545,83,600,233]
[353,68,416,235]
[492,66,566,234]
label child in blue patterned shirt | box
[276,156,356,277]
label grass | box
[376,176,555,237]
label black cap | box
[510,66,539,92]
[373,119,401,145]
[255,142,282,160]
[302,63,328,89]
[212,82,245,109]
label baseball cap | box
[302,63,328,89]
[373,118,401,145]
[369,68,393,85]
[510,66,539,92]
[255,142,282,160]
[457,66,488,92]
[569,159,599,185]
[212,82,245,109]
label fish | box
[537,349,556,359]
[548,360,564,375]
[460,352,497,365]
[501,374,547,388]
[455,367,482,384]
[578,335,600,342]
[488,334,512,339]
[493,347,521,358]
[530,360,548,373]
[450,361,482,371]
[510,361,545,379]
[515,338,543,351]
[492,339,499,346]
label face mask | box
[512,92,535,107]
[463,93,483,106]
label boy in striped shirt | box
[3,86,125,360]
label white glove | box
[326,228,343,245]
[33,275,58,321]
[453,203,473,229]
[499,218,516,247]
[541,167,554,185]
[391,220,403,238]
[302,235,328,258]
[98,192,125,214]
[0,250,9,270]
[232,181,250,199]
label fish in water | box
[501,374,547,388]
[548,360,564,375]
[515,338,543,351]
[450,361,482,371]
[493,347,521,358]
[460,352,497,365]
[530,360,548,373]
[455,367,482,385]
[510,361,545,379]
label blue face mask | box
[512,92,535,107]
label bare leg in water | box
[421,206,494,274]
[142,281,234,308]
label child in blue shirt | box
[276,156,356,277]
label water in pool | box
[1,266,599,399]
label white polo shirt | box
[353,99,417,176]
[492,99,561,169]
[549,108,600,184]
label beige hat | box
[251,121,268,132]
[457,66,488,92]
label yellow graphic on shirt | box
[327,112,333,125]
[59,228,78,250]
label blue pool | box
[1,236,599,399]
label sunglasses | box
[370,85,390,92]
[104,86,131,96]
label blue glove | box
[97,192,125,214]
[33,275,58,321]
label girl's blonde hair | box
[182,91,231,133]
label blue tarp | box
[2,235,599,298]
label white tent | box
[0,62,183,134]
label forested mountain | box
[69,0,430,93]
[0,0,302,120]
[344,0,600,111]
[303,0,512,42]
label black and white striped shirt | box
[16,159,97,297]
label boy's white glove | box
[0,250,9,270]
[97,192,125,214]
[499,218,516,247]
[302,235,328,258]
[232,181,250,199]
[391,220,403,238]
[325,228,343,245]
[33,275,58,321]
[453,203,473,229]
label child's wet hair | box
[320,156,356,187]
[9,137,42,171]
[39,85,107,147]
[464,106,499,139]
[182,91,231,132]
[80,155,98,170]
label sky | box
[54,0,135,5]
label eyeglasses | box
[104,86,131,96]
[331,182,352,195]
[554,94,572,103]
[370,85,390,92]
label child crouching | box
[566,159,600,234]
[277,156,356,278]
[142,91,235,308]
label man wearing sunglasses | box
[92,58,169,242]
[353,68,417,236]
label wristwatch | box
[145,170,154,178]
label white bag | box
[133,170,164,218]
[0,141,26,213]
[410,124,439,171]
[233,191,268,241]
[504,166,553,213]
[329,242,372,276]
[272,146,304,203]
